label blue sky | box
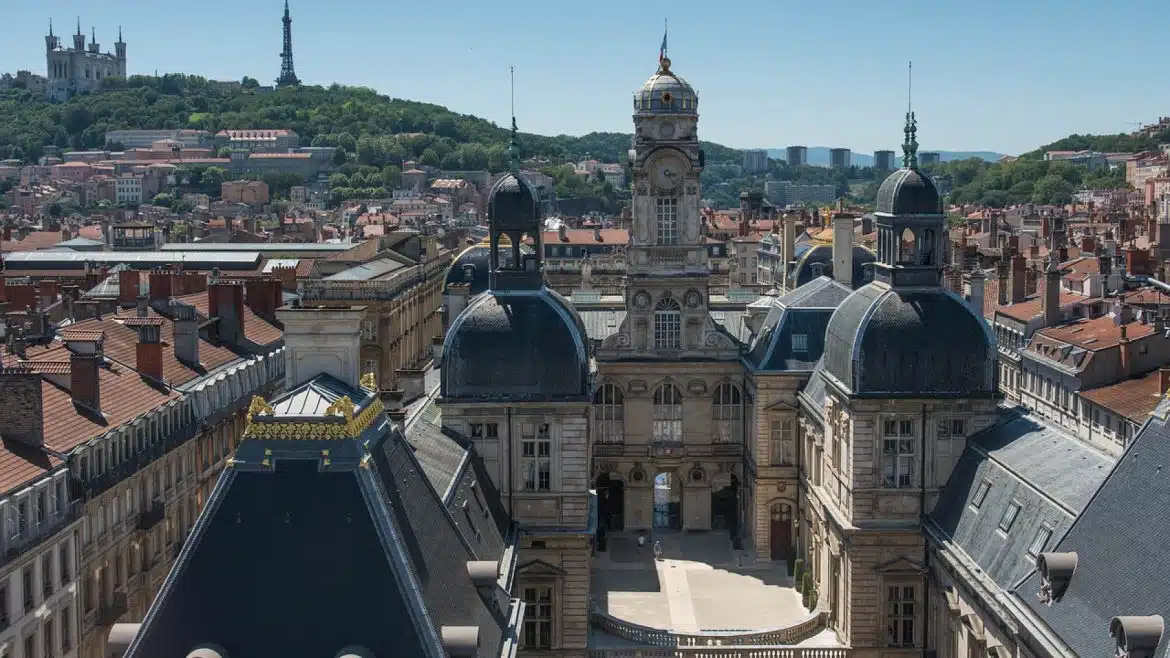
[3,0,1166,155]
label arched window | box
[592,384,625,444]
[654,297,681,349]
[653,384,683,443]
[712,383,743,444]
[899,227,917,264]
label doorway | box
[653,471,682,530]
[770,502,793,562]
[595,473,625,532]
[711,473,740,535]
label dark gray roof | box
[404,395,468,499]
[789,243,876,290]
[488,171,540,230]
[444,242,531,296]
[1014,398,1170,658]
[80,263,135,299]
[326,256,407,281]
[798,358,829,420]
[269,374,357,417]
[160,242,352,253]
[875,167,942,216]
[930,407,1113,589]
[823,284,995,397]
[746,277,852,372]
[2,249,262,270]
[442,288,589,402]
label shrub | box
[793,559,804,589]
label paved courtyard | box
[591,531,809,633]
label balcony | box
[594,441,745,460]
[0,502,81,569]
[136,501,165,532]
[95,591,128,627]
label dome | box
[875,168,943,216]
[789,242,877,290]
[441,288,589,401]
[443,236,532,296]
[822,284,995,397]
[634,58,698,115]
[488,171,540,231]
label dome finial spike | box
[508,65,520,173]
[902,61,919,170]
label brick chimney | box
[1042,257,1062,328]
[1125,247,1151,276]
[1160,366,1170,396]
[149,272,173,303]
[118,269,140,305]
[36,280,59,310]
[969,269,986,317]
[244,278,283,323]
[997,261,1009,306]
[208,282,246,344]
[0,365,43,446]
[558,224,568,242]
[1081,234,1095,254]
[62,328,104,412]
[1010,254,1027,304]
[125,317,164,382]
[1119,324,1132,380]
[171,301,200,365]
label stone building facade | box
[44,22,127,102]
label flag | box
[659,27,668,62]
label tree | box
[1032,174,1074,205]
[241,76,260,89]
[151,193,174,207]
[201,166,226,192]
[380,165,402,189]
[48,203,63,218]
[419,147,441,168]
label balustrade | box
[590,600,829,649]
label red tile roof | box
[541,229,629,245]
[172,292,283,347]
[1,231,65,253]
[1035,315,1156,350]
[991,291,1091,322]
[1081,369,1165,424]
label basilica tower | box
[598,55,736,360]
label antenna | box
[510,65,515,124]
[907,61,912,113]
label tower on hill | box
[277,1,300,87]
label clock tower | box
[598,56,737,360]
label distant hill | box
[764,147,1007,167]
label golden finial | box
[246,395,274,422]
[360,372,378,391]
[324,396,356,423]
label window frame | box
[970,480,991,510]
[521,584,554,649]
[711,383,743,444]
[520,423,552,492]
[655,197,679,246]
[653,297,682,350]
[652,384,684,443]
[885,582,917,648]
[592,384,625,444]
[881,418,916,489]
[1027,524,1053,557]
[999,500,1022,533]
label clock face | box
[651,153,685,190]
[659,121,676,139]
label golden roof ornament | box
[246,395,274,422]
[360,372,378,392]
[324,396,356,423]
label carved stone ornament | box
[687,379,708,395]
[630,463,647,483]
[661,289,674,301]
[685,183,698,196]
[636,183,649,196]
[633,290,652,310]
[628,379,648,394]
[684,289,703,309]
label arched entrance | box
[770,502,794,563]
[653,471,682,530]
[710,473,740,536]
[595,473,625,532]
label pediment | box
[517,559,566,577]
[765,399,798,412]
[873,556,926,575]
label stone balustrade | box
[590,601,828,648]
[587,647,849,658]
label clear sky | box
[3,0,1166,156]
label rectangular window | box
[881,419,915,488]
[1028,526,1053,557]
[522,585,553,649]
[971,480,991,509]
[485,423,499,440]
[42,553,52,597]
[469,423,484,439]
[43,618,53,657]
[362,360,378,386]
[0,584,8,629]
[999,501,1022,532]
[22,566,33,612]
[61,605,72,650]
[656,198,679,245]
[361,319,377,341]
[886,585,916,648]
[521,424,552,491]
[770,420,795,466]
[791,333,809,353]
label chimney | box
[1010,254,1027,304]
[1125,247,1151,276]
[125,317,164,382]
[1042,258,1062,328]
[594,226,602,242]
[1081,234,1095,254]
[62,328,104,412]
[171,301,200,365]
[208,282,246,345]
[432,335,444,365]
[0,365,44,446]
[832,212,854,286]
[860,215,873,235]
[135,295,148,317]
[148,272,172,303]
[275,305,367,390]
[1119,323,1132,379]
[782,213,796,290]
[245,278,283,323]
[558,224,568,242]
[37,280,59,308]
[1160,366,1170,396]
[969,269,986,317]
[118,269,140,305]
[997,261,1009,306]
[441,627,480,658]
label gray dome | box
[634,59,698,115]
[443,239,532,296]
[790,242,876,290]
[442,288,589,401]
[875,168,942,216]
[488,172,540,230]
[822,284,995,397]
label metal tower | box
[277,0,299,86]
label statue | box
[580,256,593,291]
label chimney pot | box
[0,366,44,446]
[62,329,104,412]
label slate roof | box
[746,276,851,372]
[788,242,876,290]
[929,407,1113,589]
[325,256,408,281]
[797,358,829,421]
[404,394,467,499]
[1014,397,1170,658]
[125,375,520,658]
[875,167,943,216]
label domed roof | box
[488,170,540,227]
[634,58,698,115]
[443,236,532,296]
[789,242,877,290]
[441,288,589,402]
[875,167,942,216]
[822,284,995,397]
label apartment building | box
[0,277,286,658]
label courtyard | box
[590,531,811,633]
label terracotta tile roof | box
[59,328,105,342]
[171,292,283,347]
[1061,256,1098,282]
[1,231,65,253]
[325,239,380,263]
[247,152,312,159]
[541,229,629,245]
[78,225,102,241]
[991,291,1091,323]
[294,259,317,278]
[1081,369,1165,424]
[1035,315,1155,350]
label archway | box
[710,473,740,536]
[595,473,625,532]
[653,471,682,530]
[769,502,794,563]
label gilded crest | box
[246,395,274,422]
[360,372,378,391]
[324,396,356,422]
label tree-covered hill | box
[0,74,739,170]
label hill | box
[0,74,741,170]
[765,147,1007,167]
